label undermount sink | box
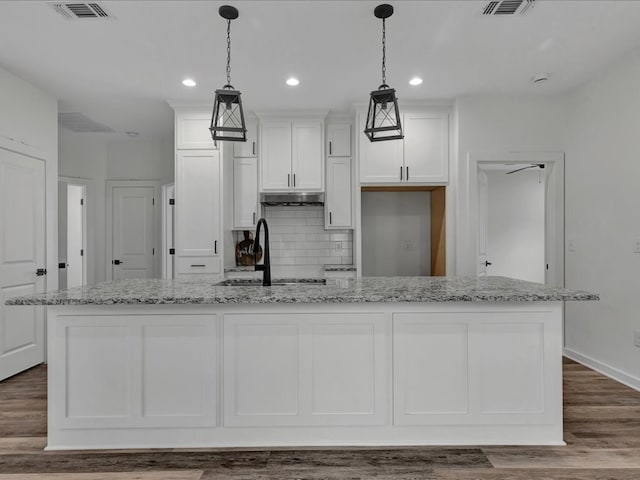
[215,278,327,287]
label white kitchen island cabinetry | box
[359,110,449,184]
[8,276,597,450]
[260,118,324,191]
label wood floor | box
[1,358,639,479]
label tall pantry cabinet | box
[173,109,223,278]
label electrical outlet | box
[334,241,342,252]
[635,330,640,348]
[634,238,640,254]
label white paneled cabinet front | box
[175,150,221,274]
[393,309,560,427]
[260,121,292,191]
[325,157,352,228]
[223,313,388,427]
[52,312,217,430]
[233,117,258,158]
[233,157,258,228]
[175,112,216,150]
[359,110,449,184]
[327,123,351,157]
[260,119,324,191]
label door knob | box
[484,261,492,267]
[112,259,123,265]
[36,268,47,276]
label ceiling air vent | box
[58,113,114,133]
[49,2,114,20]
[482,0,535,15]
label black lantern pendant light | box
[364,4,403,142]
[210,5,247,142]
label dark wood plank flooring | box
[0,358,638,479]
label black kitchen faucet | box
[254,218,271,286]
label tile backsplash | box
[262,206,353,267]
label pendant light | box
[210,5,247,142]
[364,4,403,142]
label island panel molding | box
[41,300,567,450]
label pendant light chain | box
[381,17,386,86]
[226,18,232,87]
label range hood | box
[260,192,325,206]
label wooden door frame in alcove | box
[360,186,446,276]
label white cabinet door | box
[233,157,258,228]
[358,115,403,183]
[260,121,292,191]
[176,151,221,267]
[327,123,351,157]
[292,120,323,191]
[233,118,258,158]
[403,112,449,183]
[176,113,216,150]
[326,157,352,229]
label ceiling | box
[2,0,640,137]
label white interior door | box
[111,185,155,280]
[0,148,45,380]
[66,184,85,288]
[477,169,489,276]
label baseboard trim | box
[564,348,640,392]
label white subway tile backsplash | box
[261,205,353,268]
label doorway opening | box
[58,181,87,288]
[468,152,564,286]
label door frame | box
[59,177,90,286]
[161,183,175,280]
[106,180,161,281]
[466,152,565,287]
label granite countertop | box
[5,276,598,306]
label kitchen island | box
[7,276,597,450]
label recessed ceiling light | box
[409,77,423,86]
[182,78,196,87]
[286,77,300,86]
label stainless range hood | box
[260,192,325,206]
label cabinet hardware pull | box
[191,264,205,268]
[293,174,296,187]
[252,141,255,155]
[329,141,332,155]
[253,212,256,225]
[406,166,409,180]
[214,240,218,254]
[288,174,290,187]
[400,166,403,180]
[329,211,332,225]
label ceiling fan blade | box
[505,165,537,175]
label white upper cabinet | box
[403,111,449,183]
[260,121,292,191]
[176,112,217,150]
[175,150,221,275]
[358,110,449,184]
[233,118,258,158]
[233,157,258,228]
[327,123,351,157]
[326,157,352,229]
[292,120,323,191]
[359,129,404,183]
[260,118,324,192]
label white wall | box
[59,131,173,283]
[0,66,58,290]
[564,48,640,387]
[484,169,545,283]
[361,192,431,277]
[455,95,566,276]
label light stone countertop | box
[5,276,598,306]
